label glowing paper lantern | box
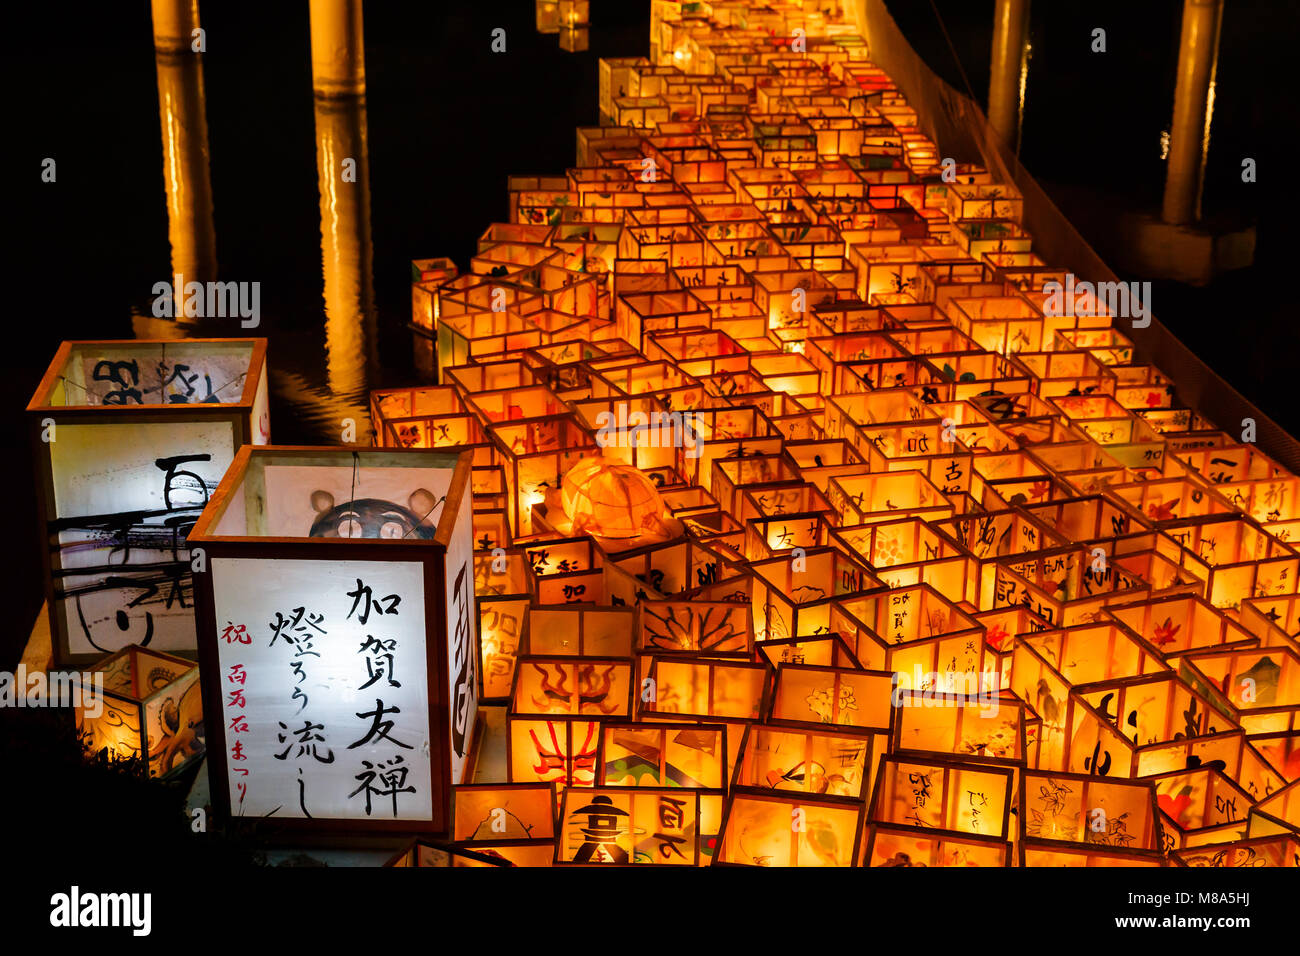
[187,446,478,833]
[76,644,204,778]
[28,338,270,666]
[560,456,671,539]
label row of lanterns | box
[25,0,1298,866]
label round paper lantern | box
[561,457,667,538]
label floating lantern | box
[76,644,204,778]
[187,446,478,833]
[557,456,676,541]
[28,338,270,667]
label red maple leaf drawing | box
[1151,616,1181,647]
[985,623,1010,651]
[1148,500,1176,521]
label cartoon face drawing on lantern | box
[308,489,441,539]
[529,720,599,787]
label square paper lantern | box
[507,657,633,796]
[716,793,863,867]
[556,787,699,865]
[188,446,478,833]
[1172,834,1300,868]
[28,338,270,667]
[767,664,895,735]
[76,644,204,778]
[450,782,558,865]
[733,724,877,802]
[1021,769,1163,853]
[599,722,727,791]
[864,823,1012,867]
[1151,766,1252,850]
[1065,673,1241,779]
[870,755,1015,841]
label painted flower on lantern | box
[1151,617,1181,647]
[805,684,858,723]
[1028,480,1052,500]
[985,622,1010,651]
[874,536,903,567]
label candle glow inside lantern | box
[75,644,204,778]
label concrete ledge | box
[1110,212,1256,286]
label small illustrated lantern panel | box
[1173,835,1300,868]
[1151,767,1252,848]
[557,788,698,865]
[600,722,727,790]
[1022,770,1162,851]
[509,718,601,791]
[768,664,895,732]
[189,447,476,832]
[864,823,1011,867]
[452,783,557,843]
[734,724,876,801]
[511,657,634,719]
[75,644,204,778]
[1066,674,1240,779]
[871,756,1014,840]
[640,600,752,655]
[717,794,862,867]
[527,606,636,658]
[29,339,270,666]
[1176,646,1300,736]
[893,691,1028,764]
[639,657,767,721]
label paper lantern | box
[560,456,671,539]
[1152,766,1252,850]
[716,793,862,867]
[871,755,1015,841]
[1172,834,1299,868]
[76,644,204,778]
[28,338,270,666]
[864,823,1012,867]
[449,783,558,865]
[556,788,699,865]
[734,724,878,802]
[1022,769,1163,853]
[187,446,478,833]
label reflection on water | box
[141,90,381,446]
[139,2,381,447]
[313,93,378,438]
[156,50,216,284]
